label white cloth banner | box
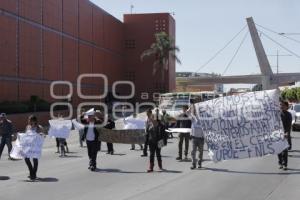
[194,89,289,162]
[48,119,72,139]
[123,117,146,130]
[10,131,44,159]
[10,136,23,160]
[166,128,191,133]
[72,119,85,131]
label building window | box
[154,19,167,33]
[125,40,136,49]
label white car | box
[289,103,300,131]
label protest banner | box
[194,89,289,162]
[72,119,85,131]
[10,136,23,160]
[97,128,146,144]
[48,119,72,139]
[124,117,146,129]
[10,131,44,159]
[166,128,191,133]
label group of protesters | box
[0,97,294,180]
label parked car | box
[289,103,300,131]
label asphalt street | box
[0,131,300,200]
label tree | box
[281,87,300,102]
[281,89,288,100]
[30,95,39,112]
[141,32,181,77]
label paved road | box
[0,131,300,200]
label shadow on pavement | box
[94,168,182,174]
[289,155,300,158]
[37,177,59,182]
[289,150,300,153]
[108,153,126,156]
[59,155,83,158]
[95,168,147,174]
[0,176,10,180]
[22,177,59,182]
[161,155,172,158]
[65,151,78,154]
[204,167,300,175]
[158,169,182,173]
[179,159,192,162]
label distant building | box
[124,13,176,102]
[176,72,224,93]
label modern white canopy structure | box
[177,17,300,90]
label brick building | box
[0,0,176,107]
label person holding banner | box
[188,104,205,169]
[124,113,144,152]
[82,110,100,171]
[55,138,69,157]
[146,109,164,172]
[176,105,192,161]
[0,113,15,160]
[278,101,292,170]
[49,114,71,157]
[24,115,44,180]
[161,110,176,139]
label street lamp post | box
[267,50,292,74]
[130,5,134,14]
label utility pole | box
[130,4,134,14]
[267,50,292,74]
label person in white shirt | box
[188,102,205,169]
[24,115,45,180]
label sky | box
[91,0,300,89]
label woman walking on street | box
[24,115,44,180]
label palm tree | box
[141,32,181,76]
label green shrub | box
[281,87,300,102]
[0,96,63,114]
[0,102,29,114]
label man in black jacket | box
[176,105,192,160]
[82,111,100,171]
[278,101,292,170]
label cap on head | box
[0,113,6,118]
